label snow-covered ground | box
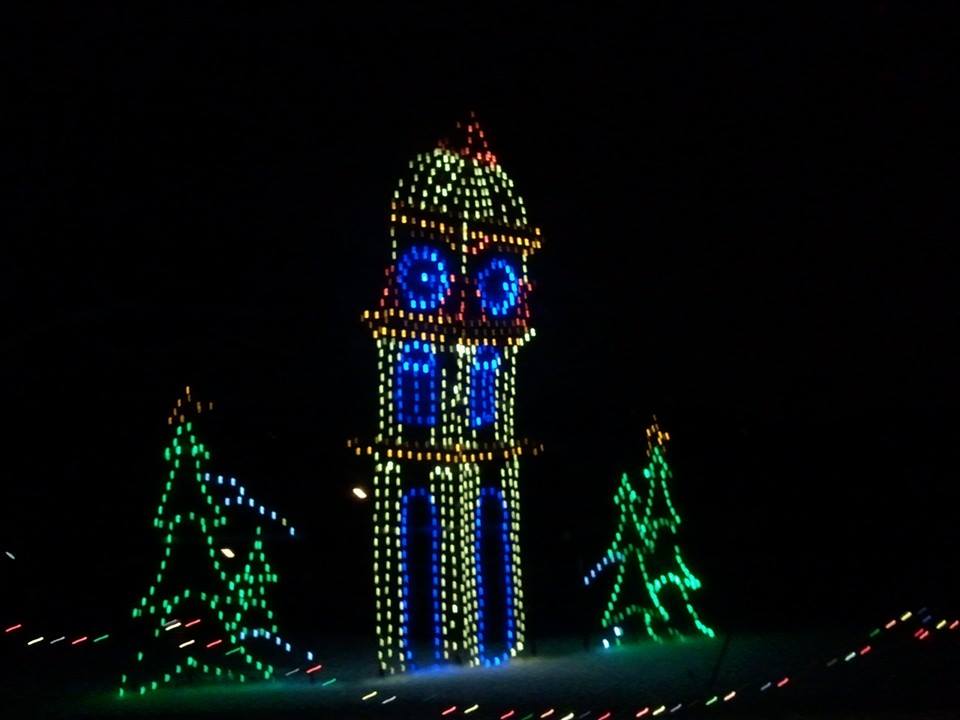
[29,623,951,720]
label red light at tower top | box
[355,113,543,673]
[437,114,499,166]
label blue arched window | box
[470,345,500,428]
[396,341,437,427]
[474,487,516,666]
[400,488,442,663]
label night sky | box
[4,4,959,650]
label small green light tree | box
[120,388,314,697]
[585,418,715,644]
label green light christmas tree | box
[585,418,715,644]
[120,387,318,697]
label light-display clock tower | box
[350,113,543,673]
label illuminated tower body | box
[353,115,543,673]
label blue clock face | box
[396,245,452,311]
[476,256,520,317]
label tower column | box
[357,114,542,673]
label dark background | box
[3,2,958,662]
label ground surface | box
[3,619,957,719]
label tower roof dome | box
[392,112,530,230]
